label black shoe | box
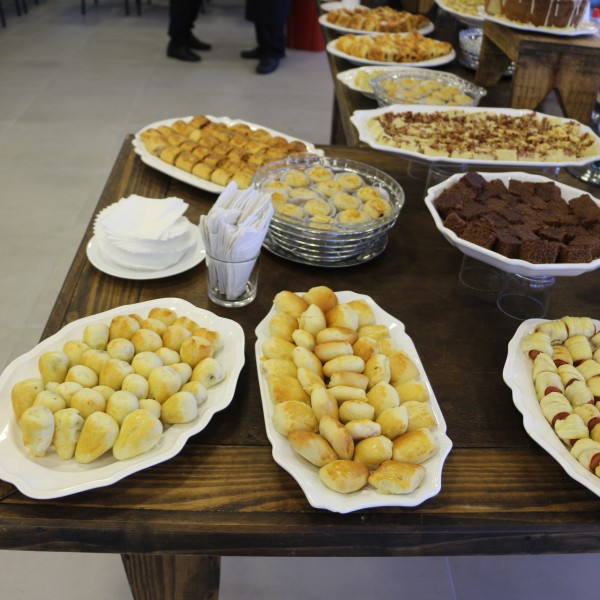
[256,56,279,74]
[241,47,262,59]
[167,43,201,62]
[188,35,212,51]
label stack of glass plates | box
[459,28,515,75]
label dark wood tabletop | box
[1,135,599,599]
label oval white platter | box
[0,298,245,499]
[132,116,323,194]
[503,318,600,499]
[254,290,453,513]
[318,13,434,36]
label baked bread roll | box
[20,405,55,457]
[296,367,326,395]
[70,388,107,419]
[302,286,338,313]
[99,358,134,391]
[298,304,327,337]
[179,335,214,368]
[93,385,115,401]
[325,304,359,331]
[140,318,168,336]
[191,328,223,353]
[11,378,45,422]
[38,351,70,385]
[262,336,296,361]
[353,435,393,470]
[310,387,339,422]
[162,325,192,352]
[319,459,369,493]
[109,315,141,340]
[364,354,391,389]
[316,327,359,345]
[328,385,368,404]
[395,380,429,403]
[376,405,409,439]
[392,428,438,464]
[323,355,365,378]
[261,358,298,378]
[56,381,83,405]
[269,312,299,342]
[62,340,90,366]
[107,338,135,362]
[106,390,139,426]
[83,323,110,351]
[345,300,376,327]
[33,390,66,414]
[388,351,420,386]
[273,290,309,318]
[368,460,426,494]
[121,373,150,400]
[319,414,354,460]
[79,350,109,377]
[292,346,323,377]
[190,357,226,389]
[139,398,162,419]
[288,430,337,467]
[53,407,85,460]
[148,307,178,326]
[314,341,353,363]
[403,401,437,430]
[339,399,375,423]
[267,374,310,404]
[367,381,400,418]
[352,336,379,362]
[345,418,381,440]
[291,328,315,351]
[131,351,164,379]
[272,400,318,436]
[161,391,199,424]
[131,328,163,354]
[328,371,369,391]
[75,411,119,464]
[148,365,183,404]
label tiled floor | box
[0,2,598,599]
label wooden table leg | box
[475,34,513,88]
[121,554,221,600]
[330,96,347,145]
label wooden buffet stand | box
[2,7,600,600]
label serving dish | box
[253,154,405,267]
[318,12,434,36]
[132,116,322,195]
[503,318,600,499]
[351,105,600,167]
[0,298,245,499]
[424,171,600,277]
[326,39,456,67]
[434,0,485,26]
[254,291,453,513]
[86,230,206,280]
[369,69,486,107]
[484,13,598,36]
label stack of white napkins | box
[199,181,273,300]
[94,195,197,271]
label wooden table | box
[1,138,600,599]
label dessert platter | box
[424,171,600,277]
[503,317,600,499]
[133,115,322,194]
[255,288,453,513]
[351,105,600,167]
[326,32,456,67]
[434,0,485,26]
[0,298,245,499]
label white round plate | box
[0,297,245,499]
[87,229,206,280]
[326,39,456,67]
[424,171,600,277]
[132,116,323,195]
[318,13,434,36]
[321,1,361,10]
[484,14,598,37]
[503,319,600,500]
[435,0,485,27]
[255,290,453,513]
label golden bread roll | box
[291,328,316,351]
[353,435,393,470]
[319,459,369,493]
[162,325,192,352]
[38,351,70,385]
[345,418,381,441]
[368,460,426,495]
[139,398,162,419]
[109,315,141,340]
[75,411,119,464]
[148,365,183,404]
[272,400,318,436]
[376,405,409,439]
[323,355,365,378]
[296,367,326,394]
[298,304,327,337]
[140,318,168,336]
[328,385,368,404]
[314,341,353,363]
[179,335,214,368]
[131,328,163,354]
[325,304,359,331]
[190,357,226,388]
[302,286,338,313]
[262,336,296,361]
[131,351,164,379]
[392,428,438,464]
[364,354,391,389]
[269,312,299,342]
[267,374,310,404]
[316,327,359,345]
[80,349,110,376]
[171,362,192,385]
[70,388,107,419]
[82,323,110,350]
[53,407,85,460]
[105,390,139,425]
[161,391,199,424]
[319,414,354,460]
[310,387,339,422]
[65,364,99,388]
[367,381,400,418]
[156,347,181,365]
[113,409,163,460]
[11,378,45,422]
[273,290,309,318]
[395,380,429,403]
[148,307,178,327]
[21,405,55,457]
[327,371,369,391]
[338,400,375,423]
[181,381,208,405]
[56,381,83,404]
[191,328,223,353]
[260,358,298,378]
[33,390,66,413]
[99,358,134,391]
[62,340,90,366]
[292,346,323,376]
[403,401,437,430]
[106,338,135,362]
[352,336,379,362]
[93,385,115,401]
[388,351,420,386]
[357,324,390,340]
[288,430,337,467]
[121,373,149,400]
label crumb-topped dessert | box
[325,6,431,33]
[485,0,589,28]
[433,173,600,264]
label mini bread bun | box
[75,411,119,464]
[121,373,149,400]
[148,307,178,326]
[267,374,310,404]
[53,408,85,460]
[395,380,429,403]
[131,328,164,354]
[314,341,354,363]
[328,385,368,404]
[292,346,323,377]
[269,312,299,342]
[352,336,379,362]
[161,391,199,424]
[389,351,420,386]
[319,459,369,493]
[273,291,309,318]
[345,418,381,441]
[62,340,90,366]
[131,351,163,379]
[323,355,365,378]
[140,318,168,336]
[403,401,437,431]
[80,349,110,376]
[392,428,439,464]
[82,323,110,350]
[358,324,390,340]
[345,299,376,327]
[34,390,66,414]
[338,400,375,423]
[319,414,354,460]
[113,409,163,460]
[173,316,200,332]
[368,460,426,495]
[162,325,192,352]
[261,358,298,378]
[99,358,134,391]
[107,338,135,362]
[364,354,391,390]
[376,405,409,439]
[109,315,141,341]
[65,364,99,388]
[70,388,107,419]
[298,304,327,337]
[353,435,393,470]
[179,335,214,368]
[191,328,223,353]
[38,351,70,385]
[302,286,339,314]
[327,371,369,391]
[181,381,208,405]
[367,381,400,418]
[262,336,296,361]
[310,387,339,422]
[21,405,55,457]
[139,398,163,419]
[105,390,139,425]
[272,400,318,437]
[325,304,359,331]
[190,357,226,389]
[291,329,316,351]
[316,327,359,345]
[148,365,183,404]
[296,367,326,395]
[288,430,337,467]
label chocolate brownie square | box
[519,239,560,263]
[569,235,600,257]
[512,224,539,241]
[495,230,522,258]
[534,181,562,202]
[496,206,523,224]
[509,179,536,201]
[460,172,486,191]
[443,212,468,235]
[460,222,496,249]
[478,178,507,201]
[559,244,594,263]
[538,226,569,244]
[569,194,600,227]
[458,199,489,221]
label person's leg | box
[187,0,212,51]
[255,22,285,74]
[167,0,201,61]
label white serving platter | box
[254,290,453,513]
[318,12,434,36]
[434,0,485,26]
[503,318,600,499]
[484,13,598,37]
[424,171,600,277]
[350,104,600,167]
[326,39,456,67]
[0,298,245,499]
[132,116,323,195]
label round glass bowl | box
[370,68,487,107]
[253,154,405,267]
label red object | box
[286,0,326,52]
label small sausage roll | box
[564,335,593,365]
[576,359,600,382]
[562,316,596,338]
[564,379,594,408]
[534,370,564,400]
[574,404,600,442]
[554,413,588,444]
[532,352,557,380]
[535,320,568,343]
[540,391,572,426]
[557,364,585,388]
[521,332,553,359]
[570,438,600,476]
[552,345,573,366]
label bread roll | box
[20,405,55,457]
[139,398,162,419]
[75,411,119,464]
[328,385,368,404]
[131,328,163,354]
[354,435,393,470]
[62,340,90,366]
[190,357,226,388]
[148,365,183,403]
[109,315,140,340]
[38,351,70,385]
[316,327,359,345]
[345,299,376,327]
[83,323,110,350]
[292,346,323,376]
[93,385,115,402]
[296,367,326,395]
[323,355,365,378]
[291,329,315,351]
[272,400,318,436]
[403,401,437,431]
[376,405,409,439]
[173,316,200,332]
[345,418,381,441]
[325,304,359,331]
[319,414,354,460]
[106,390,139,425]
[106,338,135,362]
[191,328,223,353]
[319,459,369,493]
[310,387,339,422]
[368,460,426,494]
[131,351,163,379]
[288,430,337,467]
[352,336,379,362]
[161,391,199,424]
[298,304,327,337]
[70,388,107,419]
[269,312,299,342]
[148,307,178,326]
[302,286,338,313]
[65,364,99,388]
[171,362,192,385]
[179,335,214,368]
[121,373,149,400]
[327,371,369,391]
[80,349,110,376]
[314,341,353,363]
[113,409,163,460]
[140,318,168,336]
[364,354,391,390]
[260,358,298,378]
[267,374,310,404]
[357,324,390,340]
[162,325,192,352]
[389,351,420,386]
[99,358,134,391]
[11,378,45,422]
[367,381,400,418]
[33,390,66,414]
[392,428,438,464]
[53,407,85,460]
[338,400,375,423]
[273,290,309,318]
[262,336,296,361]
[56,381,83,405]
